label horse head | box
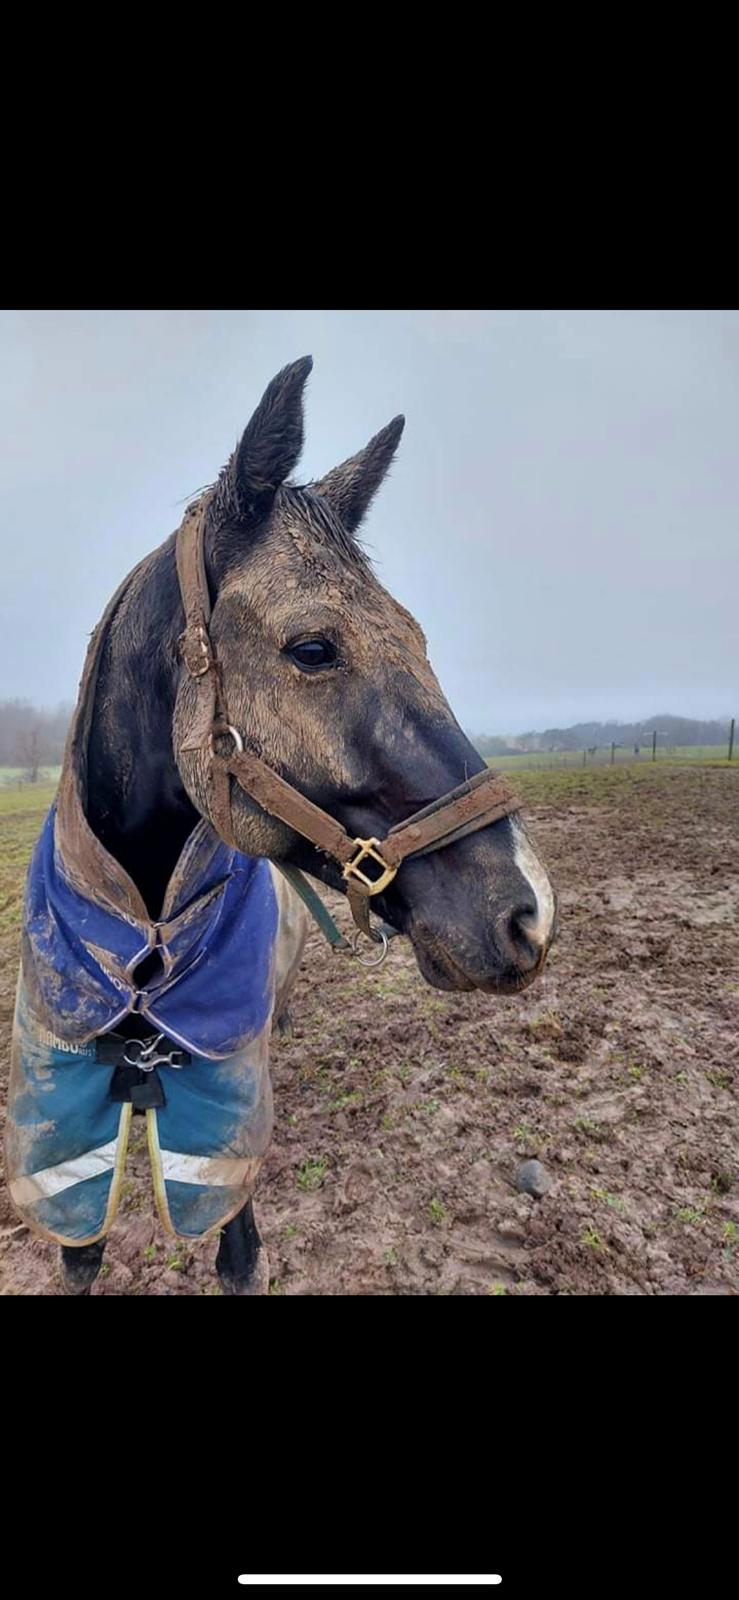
[173,357,556,994]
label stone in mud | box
[515,1160,554,1199]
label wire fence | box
[486,722,736,773]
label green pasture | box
[494,759,736,806]
[0,782,56,937]
[488,745,734,772]
[0,766,61,786]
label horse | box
[5,356,557,1296]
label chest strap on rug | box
[175,501,521,943]
[97,1031,190,1110]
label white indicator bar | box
[237,1580,502,1588]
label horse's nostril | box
[505,901,544,971]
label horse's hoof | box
[59,1241,106,1295]
[60,1276,93,1296]
[217,1245,270,1296]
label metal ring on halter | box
[351,927,389,968]
[209,723,244,756]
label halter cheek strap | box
[175,501,521,942]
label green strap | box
[275,864,352,950]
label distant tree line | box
[474,715,732,757]
[0,700,73,780]
[1,703,732,782]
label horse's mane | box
[184,481,372,576]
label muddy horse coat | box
[4,355,555,1293]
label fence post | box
[729,718,736,762]
[652,730,657,762]
[611,742,616,765]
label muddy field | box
[1,763,737,1296]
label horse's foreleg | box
[216,1198,269,1296]
[60,1238,107,1295]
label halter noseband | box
[174,501,521,941]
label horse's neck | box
[85,538,200,918]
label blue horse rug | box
[6,805,280,1245]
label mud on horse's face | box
[174,357,556,994]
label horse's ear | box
[314,415,405,533]
[222,356,313,520]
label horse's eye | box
[286,637,338,672]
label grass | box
[0,782,57,936]
[591,1188,626,1214]
[487,745,735,773]
[329,1090,363,1112]
[166,1248,190,1271]
[297,1156,328,1192]
[485,758,738,808]
[0,766,61,787]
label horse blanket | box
[4,571,307,1248]
[5,808,285,1245]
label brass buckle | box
[343,838,398,896]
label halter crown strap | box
[174,501,521,939]
[176,504,215,676]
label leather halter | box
[174,500,521,941]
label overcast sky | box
[1,309,736,734]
